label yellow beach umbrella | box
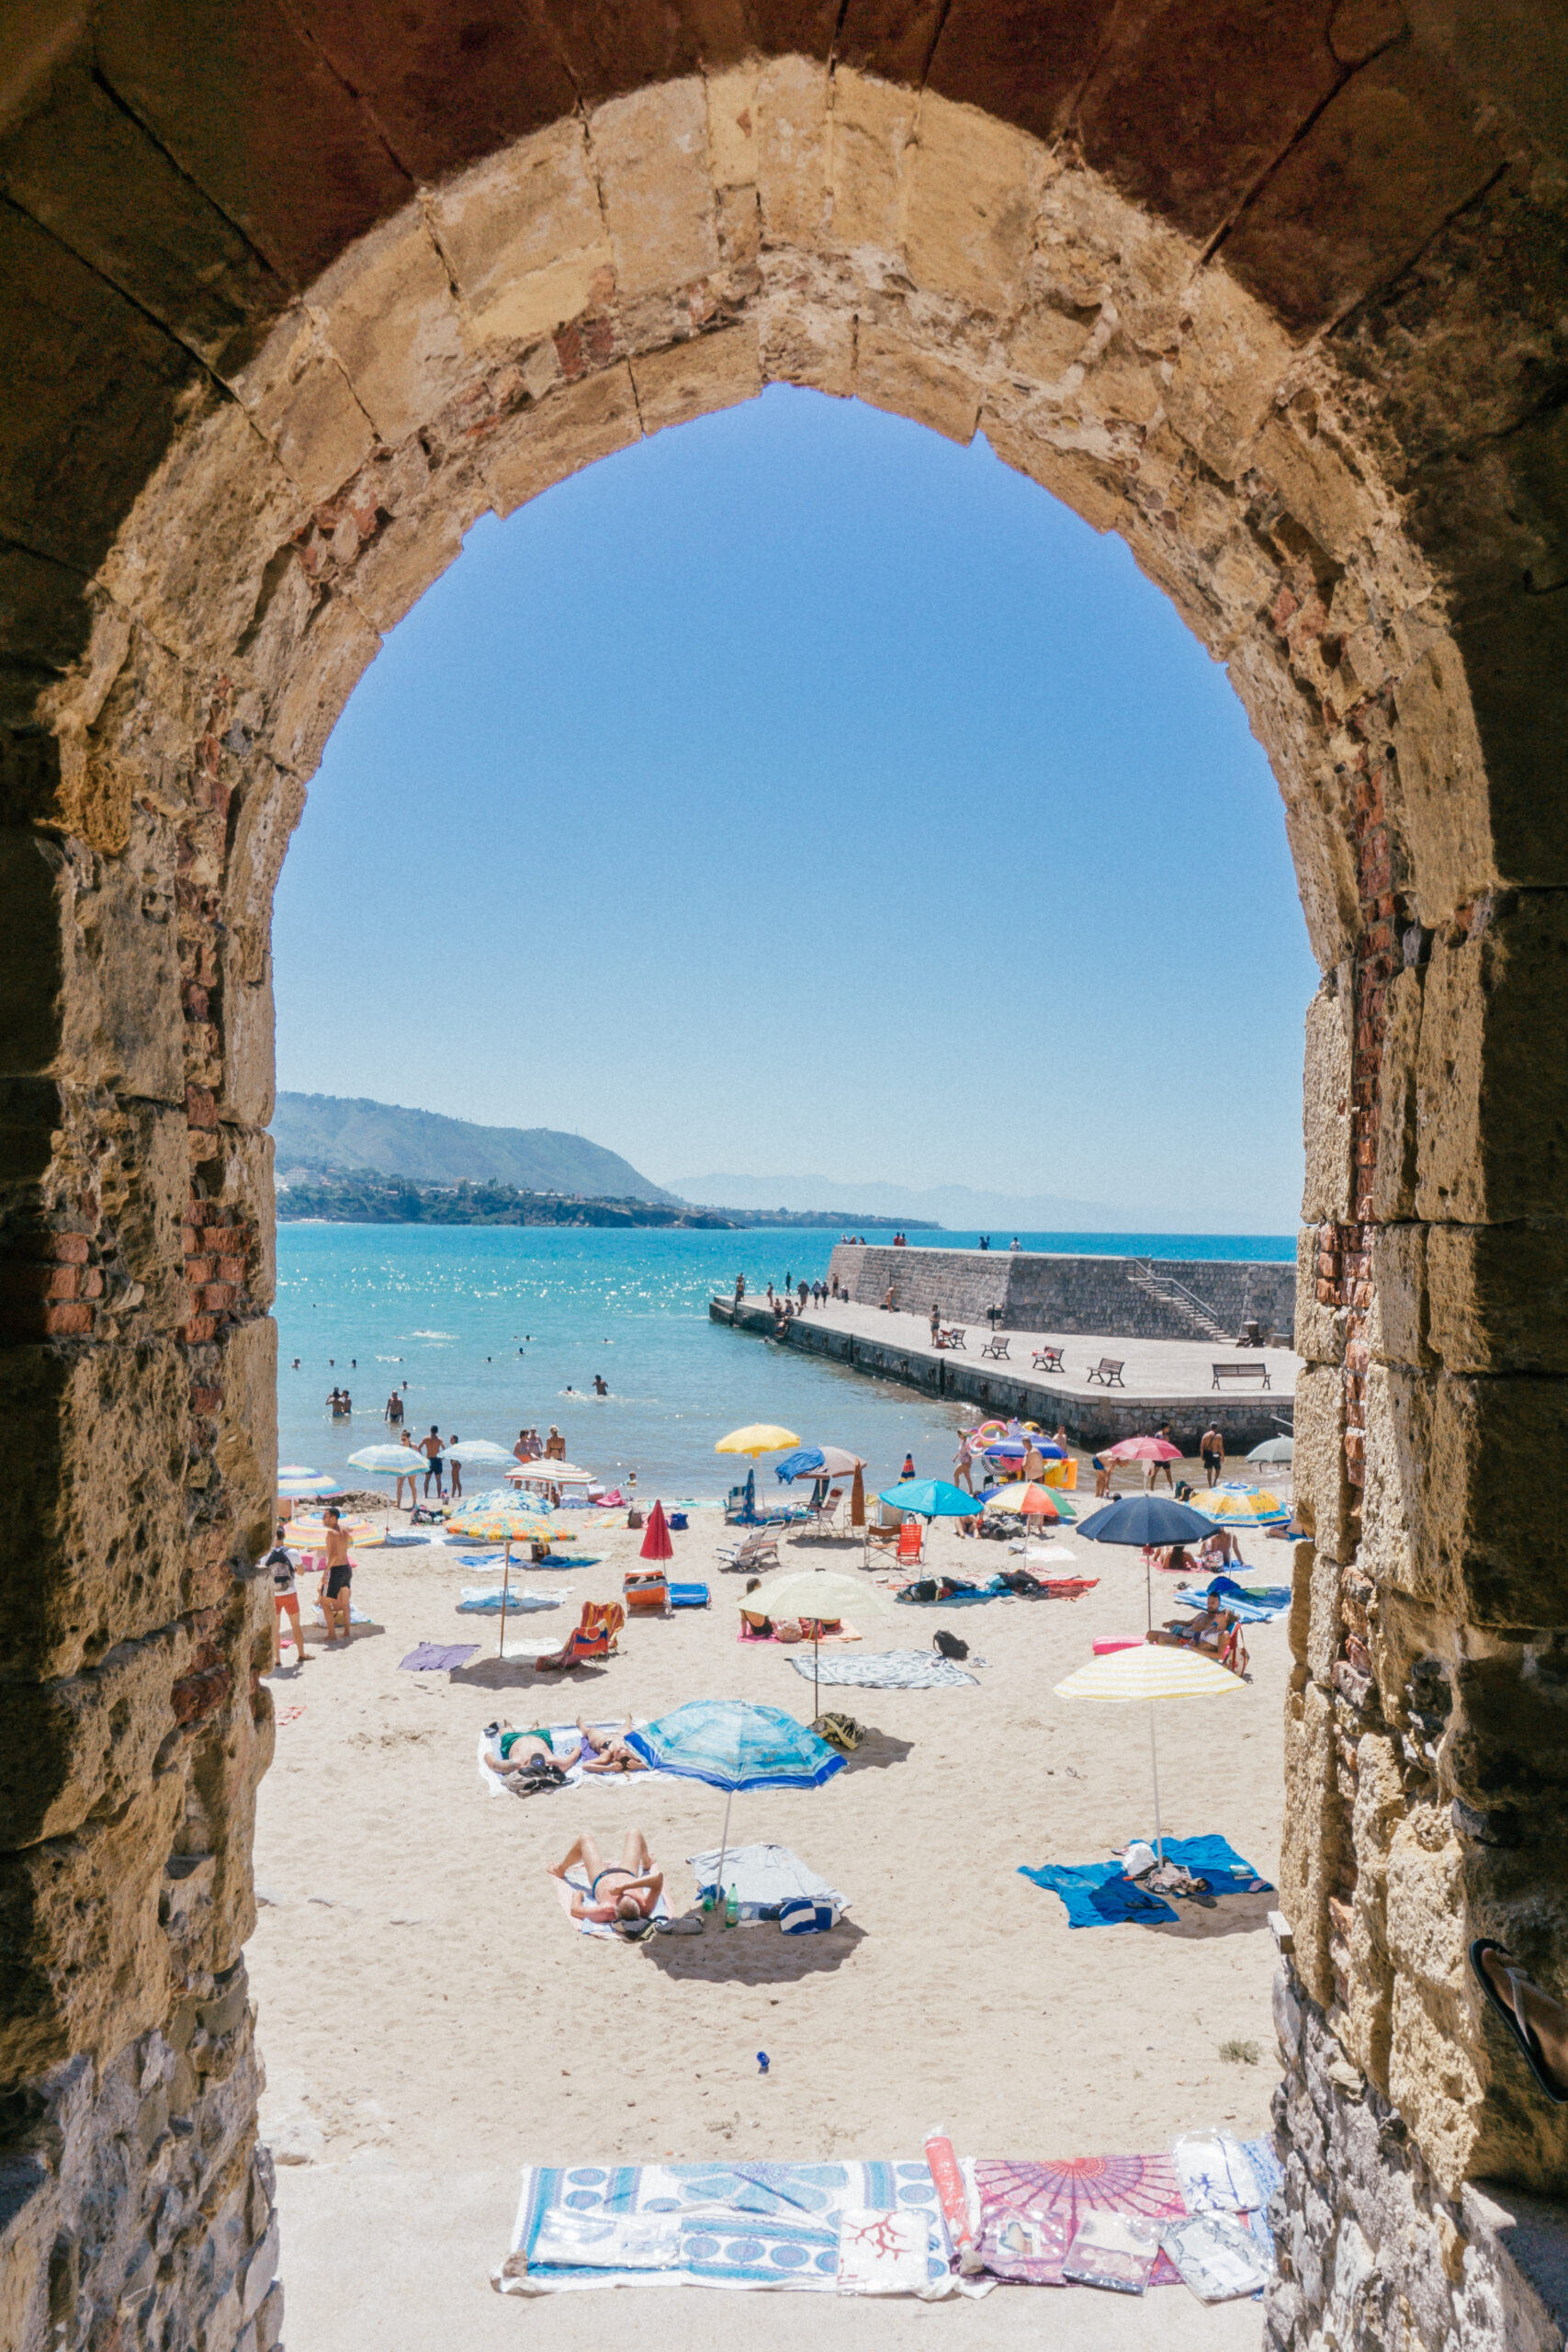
[1055,1640,1243,1861]
[716,1424,801,1457]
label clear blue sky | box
[273,385,1316,1229]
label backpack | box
[933,1628,969,1662]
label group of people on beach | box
[266,1504,355,1663]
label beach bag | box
[779,1898,838,1936]
[933,1628,969,1662]
[507,1760,568,1797]
[816,1711,863,1752]
[906,1577,939,1603]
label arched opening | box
[3,23,1564,2351]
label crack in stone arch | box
[2,36,1566,2352]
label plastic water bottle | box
[757,2052,770,2074]
[725,1883,739,1928]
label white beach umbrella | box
[1055,1642,1243,1861]
[508,1461,593,1485]
[743,1564,897,1720]
[444,1439,517,1466]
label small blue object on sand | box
[1020,1836,1273,1928]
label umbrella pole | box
[498,1542,512,1661]
[814,1623,821,1725]
[715,1784,735,1909]
[1149,1709,1164,1863]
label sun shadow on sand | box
[641,1919,866,1984]
[447,1658,612,1690]
[824,1730,915,1773]
[1146,1890,1277,1942]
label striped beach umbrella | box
[1187,1482,1291,1528]
[1055,1640,1243,1861]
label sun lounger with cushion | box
[716,1532,780,1574]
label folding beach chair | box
[896,1519,925,1567]
[536,1600,625,1668]
[623,1571,671,1618]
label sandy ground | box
[249,1474,1291,2345]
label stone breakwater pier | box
[711,1245,1298,1453]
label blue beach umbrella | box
[626,1700,843,1903]
[1077,1494,1221,1631]
[877,1477,977,1520]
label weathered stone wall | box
[829,1242,1298,1342]
[0,8,1563,2346]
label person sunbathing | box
[576,1715,647,1773]
[489,1723,563,1782]
[1152,1595,1227,1650]
[549,1829,662,1924]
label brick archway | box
[2,13,1564,2347]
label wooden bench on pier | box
[1032,1344,1065,1373]
[938,1327,966,1350]
[1213,1361,1272,1389]
[980,1334,1011,1360]
[1085,1357,1125,1387]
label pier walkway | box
[709,1295,1297,1452]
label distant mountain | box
[667,1172,1145,1230]
[273,1093,673,1203]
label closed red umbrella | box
[639,1498,674,1563]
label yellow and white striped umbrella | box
[1056,1637,1243,1860]
[445,1502,558,1544]
[1056,1642,1244,1702]
[1185,1482,1290,1527]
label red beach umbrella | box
[640,1499,674,1563]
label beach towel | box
[1018,1863,1180,1928]
[1174,1581,1291,1623]
[787,1649,978,1690]
[550,1873,671,1939]
[975,2155,1188,2286]
[738,1621,861,1646]
[686,1843,847,1921]
[457,1586,570,1613]
[398,1642,479,1671]
[310,1600,372,1626]
[894,1578,1007,1607]
[1019,1836,1272,1927]
[496,2160,967,2295]
[476,1725,674,1797]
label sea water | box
[276,1224,1293,1498]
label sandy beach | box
[250,1475,1290,2344]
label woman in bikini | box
[575,1715,648,1773]
[548,1829,663,1925]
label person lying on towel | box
[490,1723,562,1782]
[577,1715,648,1773]
[550,1830,663,1925]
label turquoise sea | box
[276,1226,1294,1498]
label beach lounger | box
[716,1532,780,1574]
[536,1600,625,1669]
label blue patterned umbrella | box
[626,1701,843,1905]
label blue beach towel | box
[1020,1836,1273,1927]
[1175,1578,1292,1623]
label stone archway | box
[2,13,1564,2348]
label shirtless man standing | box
[548,1829,662,1927]
[1200,1422,1224,1488]
[320,1508,354,1642]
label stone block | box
[755,53,829,251]
[213,1318,277,1568]
[481,367,641,519]
[1006,302,1094,384]
[96,394,311,667]
[309,210,470,447]
[1371,964,1423,1223]
[1294,1360,1354,1564]
[265,594,379,782]
[1305,1548,1345,1688]
[629,326,761,435]
[1416,896,1568,1227]
[1164,264,1292,483]
[227,308,376,508]
[1427,1222,1568,1375]
[0,829,69,1080]
[1365,1362,1568,1625]
[1281,1678,1343,2010]
[904,96,1040,317]
[0,1771,184,2085]
[1252,410,1379,566]
[431,120,609,350]
[1388,624,1495,924]
[828,69,915,254]
[705,64,759,191]
[345,506,466,635]
[0,1624,188,1849]
[221,771,306,1132]
[97,1100,188,1332]
[0,1340,189,1679]
[1446,1648,1568,1825]
[1286,1538,1315,1674]
[759,303,854,399]
[1367,1221,1430,1371]
[592,79,717,300]
[1301,972,1353,1223]
[982,420,1126,530]
[856,327,978,446]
